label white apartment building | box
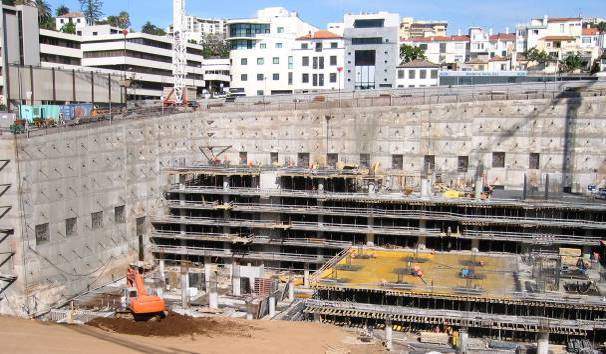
[400,18,448,40]
[396,59,440,88]
[403,35,468,68]
[293,30,345,92]
[227,7,317,96]
[55,12,87,34]
[516,17,583,58]
[168,16,228,43]
[202,58,231,93]
[342,12,401,90]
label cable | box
[27,245,114,277]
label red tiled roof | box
[297,30,342,40]
[547,17,582,23]
[397,59,440,68]
[407,35,470,43]
[489,33,516,42]
[58,12,84,18]
[542,35,576,41]
[583,28,601,36]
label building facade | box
[396,59,440,88]
[168,16,228,43]
[227,7,318,96]
[342,12,401,91]
[399,17,448,39]
[293,31,345,92]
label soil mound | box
[87,312,248,337]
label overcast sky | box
[49,0,605,34]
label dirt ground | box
[0,315,383,354]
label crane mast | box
[172,0,187,104]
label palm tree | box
[55,4,69,17]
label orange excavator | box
[123,266,167,320]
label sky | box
[48,0,605,34]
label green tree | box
[61,21,76,34]
[55,4,69,17]
[561,52,585,73]
[200,34,229,58]
[526,47,551,65]
[400,44,426,63]
[107,11,130,28]
[78,0,103,25]
[141,21,166,36]
[597,22,606,33]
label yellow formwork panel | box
[317,249,518,299]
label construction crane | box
[172,0,187,105]
[123,265,167,320]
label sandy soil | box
[0,315,383,354]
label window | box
[409,70,416,79]
[302,56,309,66]
[312,74,318,86]
[529,153,540,170]
[458,156,469,173]
[315,42,323,52]
[35,223,50,245]
[257,57,264,65]
[330,56,337,66]
[420,70,427,79]
[430,70,438,79]
[65,217,77,237]
[257,90,264,96]
[398,70,405,79]
[260,43,267,49]
[353,19,385,28]
[330,73,337,83]
[313,57,318,69]
[288,72,293,85]
[277,27,284,33]
[288,56,294,69]
[439,43,447,53]
[297,153,310,167]
[331,42,338,49]
[301,43,309,49]
[319,57,324,69]
[319,74,324,87]
[359,154,370,168]
[302,73,309,83]
[239,152,248,165]
[241,74,248,81]
[352,37,382,45]
[392,155,403,170]
[241,58,248,65]
[273,57,279,64]
[419,44,428,50]
[270,152,279,164]
[91,211,103,230]
[257,73,264,81]
[424,155,435,173]
[273,73,280,80]
[114,205,126,224]
[276,42,283,48]
[326,153,339,167]
[492,152,505,168]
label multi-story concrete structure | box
[227,7,317,96]
[168,16,228,43]
[396,59,440,88]
[342,12,400,90]
[399,17,448,39]
[55,12,87,34]
[403,35,469,69]
[202,57,231,93]
[293,31,345,92]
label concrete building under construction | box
[1,82,606,350]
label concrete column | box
[288,279,295,301]
[158,259,165,286]
[208,279,219,309]
[471,238,480,252]
[181,267,189,309]
[232,262,241,296]
[537,332,549,354]
[367,214,375,246]
[385,319,393,351]
[268,296,276,317]
[204,257,211,292]
[459,329,469,354]
[475,177,483,200]
[421,178,431,197]
[313,313,321,322]
[417,219,427,250]
[246,299,253,320]
[304,265,310,288]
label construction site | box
[0,80,605,353]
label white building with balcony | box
[402,35,469,68]
[292,30,345,92]
[227,7,317,96]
